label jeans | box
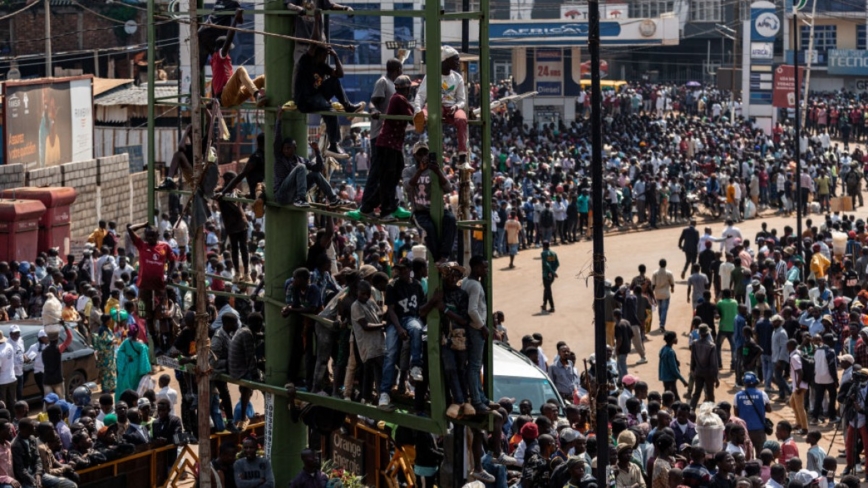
[543,278,555,310]
[210,392,225,431]
[466,327,489,407]
[539,226,553,244]
[616,354,628,381]
[658,298,670,328]
[495,227,506,254]
[228,231,250,274]
[381,324,404,394]
[761,355,774,389]
[275,164,307,205]
[314,323,339,392]
[295,76,350,147]
[41,474,78,488]
[773,363,792,396]
[401,317,424,368]
[716,331,734,368]
[812,382,838,419]
[690,373,716,408]
[415,210,457,262]
[442,345,467,404]
[481,453,509,488]
[360,146,404,214]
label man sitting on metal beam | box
[414,46,469,166]
[292,10,364,160]
[210,9,266,108]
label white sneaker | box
[378,392,391,410]
[410,366,424,382]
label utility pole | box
[731,0,739,120]
[793,9,802,257]
[44,0,51,77]
[588,0,608,481]
[188,0,212,485]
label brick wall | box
[5,8,145,57]
[0,164,24,191]
[61,159,98,237]
[26,166,62,187]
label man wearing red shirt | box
[211,9,265,107]
[127,223,176,348]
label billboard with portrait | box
[3,76,94,169]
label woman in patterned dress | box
[93,314,116,394]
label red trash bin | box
[0,199,46,263]
[0,187,77,254]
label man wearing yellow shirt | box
[88,220,109,249]
[810,243,830,279]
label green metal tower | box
[148,0,493,483]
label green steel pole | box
[478,0,493,403]
[263,4,309,486]
[147,0,156,220]
[424,0,447,433]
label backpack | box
[799,350,816,385]
[540,209,554,228]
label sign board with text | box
[535,49,564,96]
[331,431,364,475]
[3,76,94,169]
[773,64,805,108]
[828,49,868,76]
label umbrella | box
[686,81,701,87]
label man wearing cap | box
[347,74,414,222]
[690,323,719,408]
[8,326,24,401]
[414,46,469,165]
[406,141,456,262]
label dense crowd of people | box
[7,4,868,487]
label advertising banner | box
[828,49,868,76]
[773,64,805,108]
[535,49,563,96]
[4,76,94,169]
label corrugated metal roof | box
[94,82,178,107]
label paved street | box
[494,206,855,458]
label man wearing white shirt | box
[112,255,135,292]
[0,332,16,406]
[414,46,469,164]
[24,330,48,395]
[9,325,24,401]
[720,220,743,253]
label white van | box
[492,342,565,416]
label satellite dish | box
[124,20,138,35]
[6,68,20,80]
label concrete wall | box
[3,155,170,248]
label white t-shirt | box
[0,342,16,385]
[725,442,745,456]
[813,347,834,385]
[157,386,179,415]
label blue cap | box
[56,400,70,415]
[44,393,60,404]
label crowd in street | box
[6,3,868,486]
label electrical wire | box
[0,0,39,21]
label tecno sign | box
[828,49,868,76]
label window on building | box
[690,0,721,21]
[631,0,674,18]
[801,25,836,53]
[331,3,382,65]
[859,24,866,50]
[394,3,416,65]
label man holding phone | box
[407,142,456,263]
[347,75,414,222]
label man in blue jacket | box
[733,371,771,458]
[658,331,688,399]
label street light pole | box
[588,0,609,481]
[794,9,802,256]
